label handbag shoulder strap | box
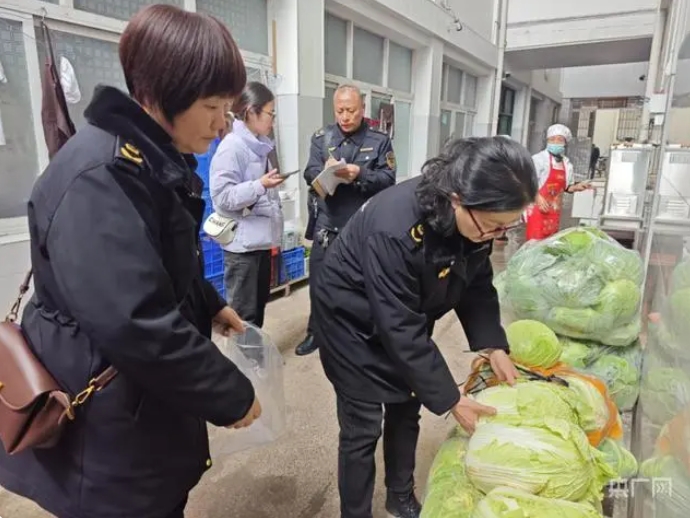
[4,268,119,397]
[5,270,33,323]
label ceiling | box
[506,38,653,70]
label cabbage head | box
[465,416,616,503]
[560,337,599,369]
[421,436,481,518]
[560,374,611,433]
[597,439,638,479]
[671,260,690,292]
[549,307,614,338]
[598,318,642,347]
[595,279,641,322]
[587,346,641,412]
[472,486,603,518]
[506,320,562,369]
[472,381,577,425]
[669,287,690,338]
[588,239,644,285]
[640,359,690,425]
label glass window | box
[465,113,475,137]
[246,67,265,84]
[440,110,452,152]
[353,27,384,85]
[500,86,516,114]
[0,18,39,219]
[454,112,466,139]
[447,66,462,105]
[325,14,348,77]
[37,30,126,130]
[388,42,412,92]
[463,74,478,109]
[370,94,392,122]
[323,85,337,127]
[74,0,182,22]
[498,115,513,136]
[197,0,269,55]
[393,101,411,178]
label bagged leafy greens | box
[472,486,603,518]
[640,351,690,426]
[501,227,643,346]
[639,455,690,517]
[558,337,642,412]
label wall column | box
[409,37,444,175]
[272,0,324,226]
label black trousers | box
[224,249,272,328]
[163,496,188,518]
[336,392,421,518]
[306,238,327,335]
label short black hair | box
[416,137,538,236]
[120,4,246,122]
[232,82,275,120]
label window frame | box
[0,8,44,239]
[0,2,273,236]
[440,62,479,142]
[322,13,415,181]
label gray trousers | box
[223,250,272,328]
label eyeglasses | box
[262,110,276,119]
[467,208,521,238]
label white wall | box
[560,63,649,98]
[508,0,658,24]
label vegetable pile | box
[421,318,639,517]
[494,227,645,414]
[498,227,643,347]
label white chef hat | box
[546,123,572,142]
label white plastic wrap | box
[207,324,286,456]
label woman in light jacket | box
[210,82,284,328]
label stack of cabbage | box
[497,227,643,346]
[494,227,645,412]
[421,319,640,518]
[638,260,690,425]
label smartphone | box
[279,169,301,179]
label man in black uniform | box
[311,137,537,518]
[295,84,396,356]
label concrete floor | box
[0,255,500,518]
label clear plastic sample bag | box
[207,324,286,456]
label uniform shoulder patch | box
[409,222,424,246]
[116,141,144,166]
[386,150,396,170]
[313,127,326,138]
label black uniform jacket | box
[0,86,255,518]
[304,121,396,233]
[311,176,509,416]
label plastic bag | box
[207,324,286,456]
[499,227,643,346]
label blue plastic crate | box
[200,234,224,278]
[281,247,305,283]
[207,272,226,300]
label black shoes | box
[386,491,422,518]
[295,334,318,356]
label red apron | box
[525,157,567,241]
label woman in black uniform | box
[311,136,539,518]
